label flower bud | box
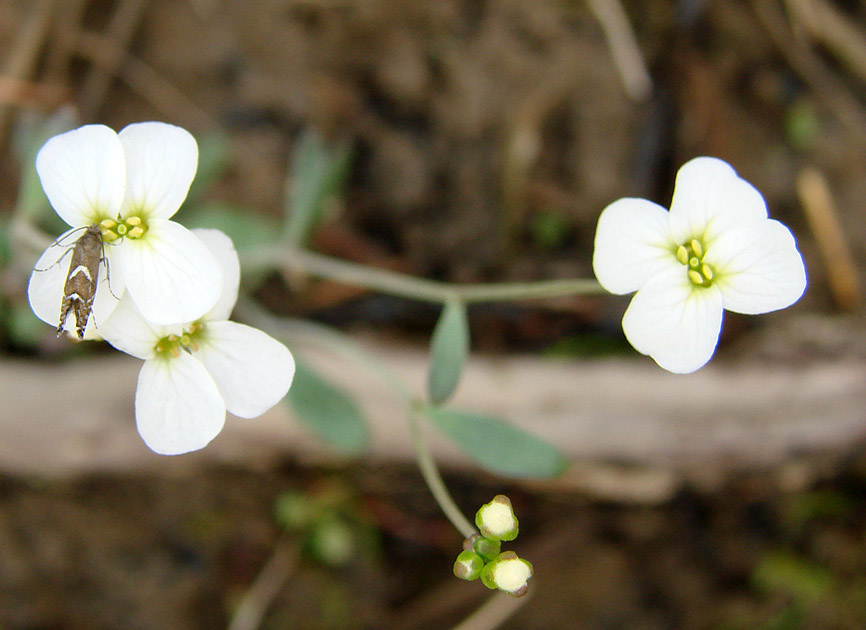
[475,495,519,541]
[453,550,484,581]
[480,551,533,596]
[472,536,501,562]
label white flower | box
[99,228,295,455]
[28,122,222,337]
[592,157,807,373]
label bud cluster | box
[452,495,533,597]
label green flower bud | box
[475,495,519,541]
[472,536,501,562]
[479,551,534,597]
[274,491,319,531]
[309,517,354,567]
[453,550,484,581]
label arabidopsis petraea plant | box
[593,157,807,373]
[28,122,222,337]
[99,229,295,455]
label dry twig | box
[227,537,299,630]
[74,31,218,129]
[752,0,866,148]
[79,0,151,118]
[0,0,53,143]
[784,0,866,86]
[796,166,862,310]
[586,0,653,101]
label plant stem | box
[240,244,604,305]
[408,409,477,539]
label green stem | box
[408,409,477,539]
[240,244,604,305]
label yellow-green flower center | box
[99,216,148,243]
[154,321,206,359]
[675,238,715,287]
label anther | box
[676,246,689,265]
[690,239,703,257]
[126,216,142,226]
[127,226,144,238]
[702,264,714,281]
[688,270,704,285]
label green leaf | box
[423,408,568,478]
[284,129,353,245]
[183,202,280,252]
[186,131,232,204]
[286,360,369,453]
[12,109,78,223]
[427,299,469,405]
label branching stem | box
[241,245,604,305]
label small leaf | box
[183,202,280,252]
[186,131,231,204]
[286,360,369,453]
[13,108,78,223]
[427,299,469,405]
[424,408,568,478]
[284,128,353,246]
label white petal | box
[192,228,240,321]
[668,157,768,244]
[119,219,222,325]
[707,219,807,315]
[135,354,225,455]
[27,228,122,338]
[119,122,197,220]
[28,231,77,328]
[98,292,163,360]
[622,265,724,373]
[592,198,675,294]
[195,321,295,418]
[36,125,125,226]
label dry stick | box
[74,31,219,130]
[784,0,866,86]
[227,537,299,630]
[42,0,87,83]
[0,0,53,144]
[0,76,69,109]
[451,591,531,630]
[586,0,652,101]
[752,0,866,148]
[796,167,861,311]
[79,0,150,119]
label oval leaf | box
[423,408,568,478]
[427,299,470,405]
[286,361,369,453]
[284,128,353,246]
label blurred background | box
[1,0,866,628]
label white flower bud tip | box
[475,494,519,541]
[480,551,533,596]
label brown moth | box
[57,224,105,339]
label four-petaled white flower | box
[593,157,807,373]
[28,122,222,337]
[99,229,295,455]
